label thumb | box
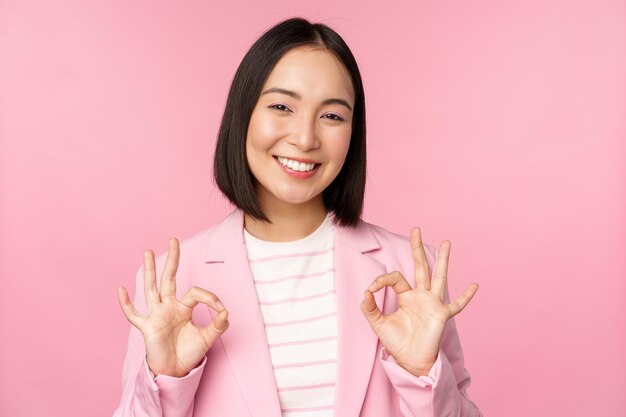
[360,290,383,328]
[200,309,229,347]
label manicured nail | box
[216,301,224,310]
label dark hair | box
[213,17,366,227]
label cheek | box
[327,128,352,165]
[247,112,286,151]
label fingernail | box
[216,301,224,310]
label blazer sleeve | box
[378,245,483,417]
[112,266,207,417]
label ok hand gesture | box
[117,238,229,378]
[360,228,478,376]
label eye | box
[268,104,291,112]
[323,113,345,122]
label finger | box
[117,286,144,328]
[360,289,383,327]
[159,238,179,300]
[447,283,479,317]
[411,227,431,290]
[199,309,229,347]
[143,250,160,310]
[179,286,225,312]
[368,271,412,294]
[431,240,451,300]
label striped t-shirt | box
[243,214,337,417]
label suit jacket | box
[113,209,482,417]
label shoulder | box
[361,219,437,260]
[351,219,438,280]
[153,209,242,267]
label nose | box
[287,115,320,151]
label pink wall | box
[1,0,624,416]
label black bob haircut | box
[213,17,366,227]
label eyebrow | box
[260,87,353,112]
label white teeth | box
[277,157,317,172]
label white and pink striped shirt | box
[244,214,337,417]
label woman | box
[114,17,482,417]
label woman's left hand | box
[360,227,479,377]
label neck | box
[244,196,328,242]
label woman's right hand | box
[117,238,229,378]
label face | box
[246,46,355,213]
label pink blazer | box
[113,209,482,417]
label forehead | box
[263,46,355,101]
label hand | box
[117,238,229,377]
[360,228,478,376]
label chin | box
[275,190,321,206]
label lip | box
[273,156,320,179]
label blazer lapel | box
[333,220,388,417]
[203,210,282,417]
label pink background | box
[1,0,625,416]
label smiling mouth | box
[274,156,320,173]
